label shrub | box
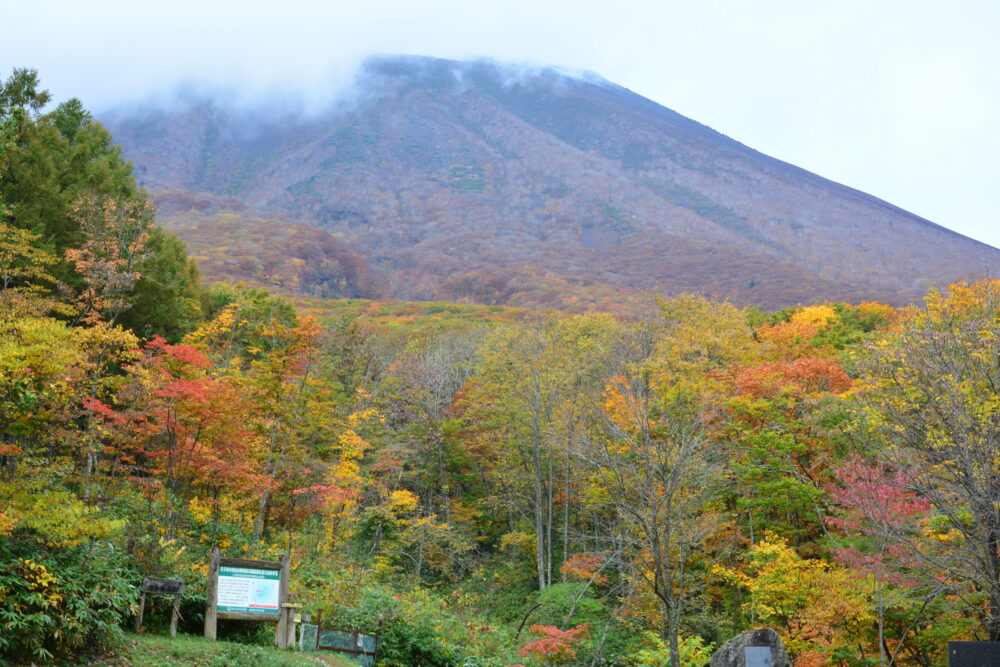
[0,537,138,664]
[327,587,458,667]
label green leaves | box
[0,539,138,663]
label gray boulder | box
[708,628,790,667]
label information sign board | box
[204,549,291,647]
[217,565,280,614]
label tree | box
[0,68,202,339]
[520,623,590,665]
[0,68,50,173]
[471,314,618,590]
[855,280,1000,640]
[123,336,265,537]
[584,368,723,667]
[0,220,63,316]
[116,226,202,341]
[66,195,151,325]
[826,456,938,666]
[713,531,871,661]
[727,356,854,544]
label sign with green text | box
[216,565,280,615]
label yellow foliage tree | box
[713,532,872,661]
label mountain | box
[101,55,1000,309]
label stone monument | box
[708,628,790,667]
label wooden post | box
[169,591,182,638]
[285,611,297,649]
[136,576,183,637]
[134,591,146,633]
[204,547,221,640]
[275,553,290,648]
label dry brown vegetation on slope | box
[106,56,1000,310]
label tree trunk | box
[534,441,547,590]
[562,432,571,581]
[254,489,269,541]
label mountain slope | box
[102,55,1000,308]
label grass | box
[106,633,356,667]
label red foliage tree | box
[126,336,265,527]
[520,623,590,664]
[826,456,933,666]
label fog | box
[5,0,999,248]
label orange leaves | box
[755,318,822,356]
[754,304,840,360]
[67,195,153,324]
[126,334,264,495]
[560,552,609,584]
[520,623,590,662]
[291,483,360,506]
[732,357,852,400]
[921,279,1000,322]
[601,374,639,435]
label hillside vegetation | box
[5,68,1000,667]
[103,55,1000,309]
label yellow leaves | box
[0,221,59,304]
[574,468,612,506]
[714,532,873,658]
[0,468,127,546]
[928,528,964,544]
[337,429,370,459]
[371,554,399,576]
[0,509,17,536]
[602,375,639,435]
[791,304,838,329]
[347,405,383,429]
[188,496,213,524]
[0,315,79,371]
[388,489,419,515]
[321,407,385,527]
[655,294,756,377]
[499,530,536,556]
[923,280,1000,322]
[75,320,141,371]
[13,559,63,607]
[924,511,969,544]
[183,303,238,350]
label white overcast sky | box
[4,0,999,248]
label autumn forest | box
[3,67,1000,667]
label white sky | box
[4,0,999,248]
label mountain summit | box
[102,55,1000,308]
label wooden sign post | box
[203,547,292,648]
[135,576,185,637]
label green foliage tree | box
[117,227,202,341]
[0,68,202,339]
